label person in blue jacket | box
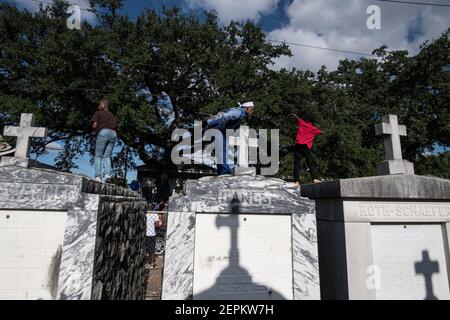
[203,102,255,175]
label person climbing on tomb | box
[202,102,255,175]
[290,112,322,185]
[90,99,118,183]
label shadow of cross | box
[3,113,47,158]
[192,196,285,299]
[216,197,241,267]
[415,250,440,300]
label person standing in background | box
[146,209,162,269]
[91,99,118,183]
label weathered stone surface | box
[2,113,47,159]
[162,174,320,300]
[301,174,450,200]
[374,114,414,175]
[0,156,31,168]
[377,159,415,176]
[171,175,313,213]
[91,198,147,300]
[0,165,139,198]
[301,173,450,300]
[0,165,147,300]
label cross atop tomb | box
[375,114,414,175]
[3,113,48,159]
[228,126,258,175]
[375,114,407,161]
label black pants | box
[294,144,318,182]
[146,236,156,255]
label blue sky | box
[32,142,143,181]
[3,0,450,181]
[111,0,291,32]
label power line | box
[267,39,376,57]
[16,83,220,102]
[25,0,380,58]
[377,0,450,7]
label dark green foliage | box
[1,1,449,185]
[416,152,450,179]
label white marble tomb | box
[301,115,450,300]
[162,175,320,300]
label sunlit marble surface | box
[162,175,320,300]
[0,165,145,300]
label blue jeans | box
[215,132,232,175]
[95,129,117,178]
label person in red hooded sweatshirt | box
[290,113,322,185]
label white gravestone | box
[0,210,67,300]
[193,213,293,300]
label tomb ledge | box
[301,174,450,200]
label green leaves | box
[0,2,448,181]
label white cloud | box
[268,0,450,71]
[185,0,280,22]
[10,0,97,23]
[45,141,64,152]
[269,27,346,71]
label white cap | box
[239,101,255,108]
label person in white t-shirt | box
[146,211,161,268]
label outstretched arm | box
[313,125,323,135]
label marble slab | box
[162,175,320,300]
[304,174,450,300]
[371,224,450,300]
[0,165,146,300]
[161,211,196,300]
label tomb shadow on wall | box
[194,196,285,300]
[415,250,440,300]
[316,202,349,300]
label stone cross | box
[3,113,48,159]
[375,114,414,175]
[375,114,407,161]
[228,126,258,175]
[415,251,439,300]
